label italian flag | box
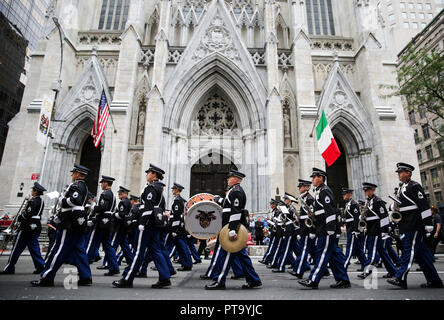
[316,111,341,166]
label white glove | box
[187,234,191,238]
[309,233,316,239]
[138,225,145,231]
[336,234,340,239]
[296,235,301,241]
[228,230,237,238]
[381,233,389,240]
[172,232,177,237]
[352,231,359,237]
[327,230,335,236]
[87,221,93,227]
[425,226,433,233]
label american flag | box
[91,90,110,148]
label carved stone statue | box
[136,110,146,145]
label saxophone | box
[299,196,315,228]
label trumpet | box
[299,196,315,228]
[388,195,402,223]
[3,196,30,235]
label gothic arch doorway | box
[79,135,101,196]
[190,154,237,197]
[326,137,348,208]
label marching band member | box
[31,164,91,287]
[113,164,172,288]
[298,168,350,289]
[288,180,315,279]
[342,188,366,272]
[205,169,261,290]
[357,183,397,280]
[1,182,46,275]
[387,163,443,289]
[258,200,278,265]
[86,176,120,276]
[170,183,193,271]
[264,199,282,268]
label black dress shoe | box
[323,270,330,277]
[151,279,171,288]
[287,271,303,279]
[231,275,245,280]
[96,265,108,270]
[376,263,383,268]
[382,273,395,279]
[0,270,14,275]
[356,268,364,272]
[387,277,407,289]
[30,278,54,287]
[272,269,285,273]
[135,272,147,278]
[177,266,192,271]
[150,266,158,271]
[420,281,444,288]
[170,270,177,276]
[416,268,423,272]
[112,279,133,288]
[258,260,266,264]
[330,280,351,289]
[298,279,318,289]
[33,268,44,275]
[200,274,211,280]
[94,256,102,262]
[266,264,274,269]
[205,281,226,290]
[357,272,370,279]
[242,281,262,289]
[78,278,93,286]
[104,270,120,276]
[193,260,202,264]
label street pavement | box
[1,254,444,300]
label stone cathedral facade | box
[0,0,420,213]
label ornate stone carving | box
[78,31,122,45]
[192,14,240,62]
[140,47,155,65]
[328,83,353,110]
[310,37,354,51]
[167,48,184,64]
[72,76,100,106]
[136,96,147,145]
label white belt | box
[223,208,231,213]
[172,221,180,226]
[345,218,354,222]
[286,221,293,225]
[140,205,145,209]
[421,209,431,219]
[314,209,325,216]
[399,205,418,212]
[299,215,308,219]
[229,213,241,222]
[104,211,113,214]
[141,211,153,217]
[61,206,84,212]
[31,216,41,219]
[366,216,379,221]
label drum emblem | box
[195,210,217,229]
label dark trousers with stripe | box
[41,229,91,281]
[364,235,397,275]
[186,236,201,262]
[395,231,443,285]
[343,233,367,271]
[262,235,275,261]
[267,236,282,266]
[275,236,295,271]
[138,232,175,275]
[173,235,193,268]
[103,230,134,267]
[309,235,349,284]
[232,255,245,277]
[384,238,400,266]
[3,231,45,273]
[86,228,119,271]
[292,235,313,275]
[210,238,260,285]
[205,240,222,277]
[123,227,171,282]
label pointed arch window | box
[305,0,335,35]
[98,0,130,30]
[192,94,238,135]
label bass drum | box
[185,193,222,240]
[186,193,215,211]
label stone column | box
[142,0,172,173]
[264,0,285,200]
